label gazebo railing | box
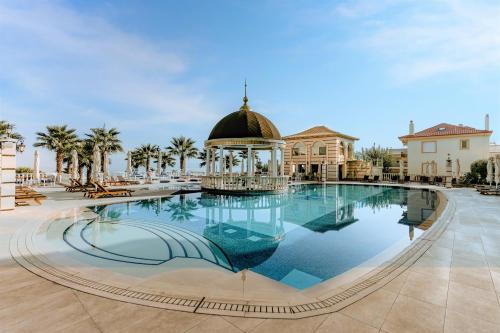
[201,175,289,192]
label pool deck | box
[1,184,500,332]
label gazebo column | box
[228,151,233,175]
[205,148,210,176]
[251,151,256,175]
[211,148,216,175]
[240,151,245,174]
[280,148,285,176]
[219,146,224,176]
[271,147,277,177]
[247,146,252,176]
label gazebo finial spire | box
[240,79,250,111]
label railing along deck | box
[201,175,289,192]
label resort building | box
[282,126,358,180]
[399,115,493,176]
[490,143,500,158]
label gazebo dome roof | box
[208,94,282,141]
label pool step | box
[63,218,233,270]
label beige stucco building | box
[399,116,493,177]
[283,126,358,180]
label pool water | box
[62,184,440,289]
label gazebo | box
[201,85,288,193]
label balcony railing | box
[201,175,289,192]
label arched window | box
[312,141,327,156]
[347,143,353,159]
[292,142,306,156]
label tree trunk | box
[78,164,84,182]
[56,150,64,182]
[180,156,185,176]
[86,164,92,184]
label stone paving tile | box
[53,318,101,333]
[444,309,500,333]
[447,281,500,325]
[340,288,397,329]
[250,315,327,333]
[381,294,446,333]
[222,316,265,332]
[382,270,409,294]
[0,289,91,333]
[410,253,450,280]
[315,313,378,333]
[340,289,397,328]
[426,245,453,264]
[400,271,449,307]
[450,266,495,291]
[187,316,242,333]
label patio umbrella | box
[33,150,40,182]
[102,150,109,180]
[495,155,500,189]
[399,159,404,180]
[71,149,79,180]
[156,151,162,177]
[125,151,132,176]
[455,158,461,178]
[487,158,494,186]
[91,145,101,183]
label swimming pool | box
[58,184,440,289]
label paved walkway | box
[1,188,500,332]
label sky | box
[1,0,499,172]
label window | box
[460,139,470,150]
[292,142,306,156]
[312,141,326,156]
[422,141,437,153]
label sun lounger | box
[86,182,134,199]
[65,178,93,192]
[15,186,47,205]
[480,188,500,196]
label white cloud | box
[0,0,218,124]
[336,0,500,82]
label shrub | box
[460,159,488,185]
[16,167,33,173]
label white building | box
[399,115,493,176]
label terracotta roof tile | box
[399,123,492,141]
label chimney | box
[409,120,414,135]
[485,113,490,131]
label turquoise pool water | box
[63,184,439,289]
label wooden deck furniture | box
[65,179,94,192]
[86,182,134,199]
[15,186,47,206]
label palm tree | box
[34,125,78,178]
[0,120,24,151]
[198,148,219,168]
[132,144,159,173]
[224,152,239,170]
[157,151,176,170]
[167,136,198,175]
[76,140,94,183]
[86,126,123,172]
